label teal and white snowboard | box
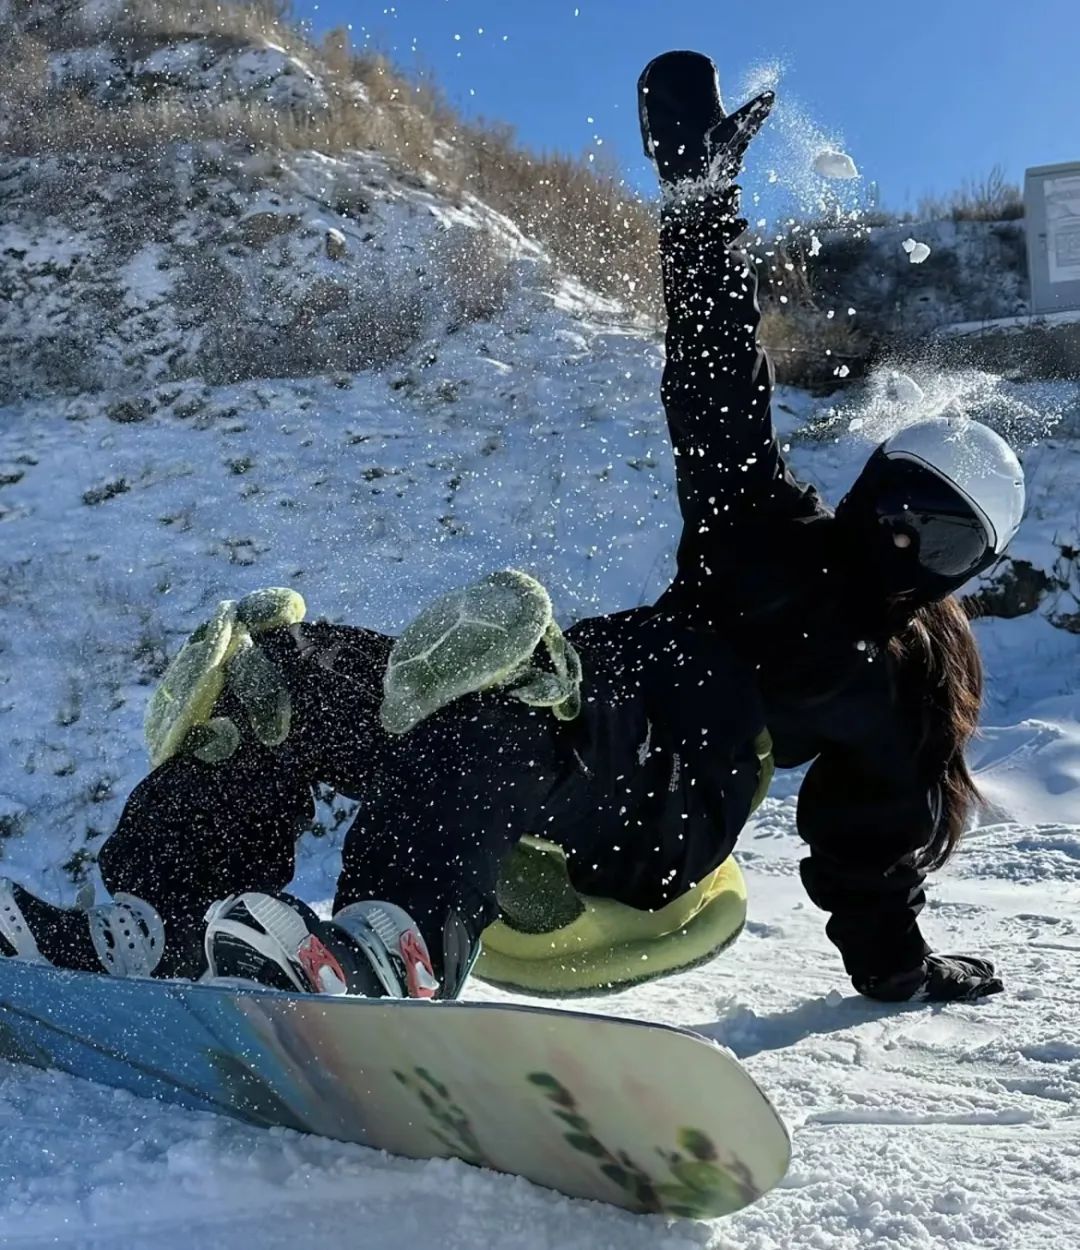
[0,960,789,1218]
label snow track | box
[3,796,1080,1248]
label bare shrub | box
[319,27,354,80]
[752,239,876,389]
[7,0,293,49]
[445,123,662,313]
[800,168,1022,230]
[300,275,428,375]
[856,207,914,227]
[184,252,428,384]
[0,809,26,841]
[755,238,816,306]
[3,91,266,155]
[14,330,105,399]
[110,0,298,47]
[760,307,872,390]
[942,319,1080,382]
[0,31,49,115]
[426,225,513,325]
[917,166,1024,223]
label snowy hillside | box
[3,3,1080,1248]
[809,216,1030,338]
[0,0,656,407]
[3,315,1080,1250]
[0,134,556,403]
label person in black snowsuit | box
[2,52,1021,1005]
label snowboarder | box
[1,51,1023,1006]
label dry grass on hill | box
[9,0,299,49]
[0,0,663,315]
[917,166,1024,224]
[0,0,1024,386]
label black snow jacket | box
[96,195,940,989]
[653,195,936,981]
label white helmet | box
[838,417,1025,591]
[881,418,1025,556]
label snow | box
[813,149,860,180]
[44,24,330,113]
[1,326,1078,1245]
[118,244,174,309]
[223,46,328,111]
[940,307,1080,337]
[0,147,563,405]
[734,63,863,221]
[4,763,1080,1248]
[884,370,927,407]
[136,41,210,79]
[902,237,933,265]
[1,32,1079,1247]
[48,45,123,94]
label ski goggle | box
[849,451,993,580]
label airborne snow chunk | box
[885,370,926,406]
[813,149,859,179]
[902,237,932,264]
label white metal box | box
[1026,162,1080,315]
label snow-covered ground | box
[3,763,1080,1250]
[1,163,1080,1248]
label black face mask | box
[835,448,993,601]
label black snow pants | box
[28,196,781,982]
[79,609,762,980]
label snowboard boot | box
[333,900,441,999]
[637,50,774,191]
[203,892,440,999]
[0,877,164,977]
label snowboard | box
[0,959,789,1219]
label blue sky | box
[294,0,1076,217]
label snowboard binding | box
[87,892,165,977]
[0,880,44,962]
[203,892,441,999]
[0,878,164,978]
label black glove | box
[855,954,1004,1004]
[638,50,773,187]
[708,91,775,182]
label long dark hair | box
[887,596,984,870]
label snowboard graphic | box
[0,960,789,1218]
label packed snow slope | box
[2,265,1080,1246]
